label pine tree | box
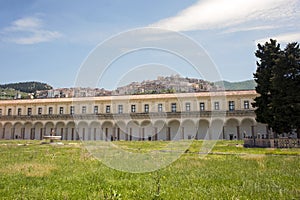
[252,39,281,136]
[281,43,300,138]
[253,39,300,138]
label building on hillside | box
[0,90,270,141]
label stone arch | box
[154,120,167,140]
[197,119,210,140]
[224,118,239,140]
[256,123,268,138]
[3,122,13,140]
[55,122,65,139]
[77,121,89,141]
[66,121,76,140]
[127,121,140,141]
[181,119,197,140]
[24,122,33,140]
[102,121,114,141]
[240,118,256,138]
[115,121,126,141]
[34,122,44,140]
[90,121,101,140]
[209,119,225,140]
[13,122,24,139]
[141,120,154,141]
[45,122,55,136]
[167,119,180,141]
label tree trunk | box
[297,128,300,139]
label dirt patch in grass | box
[240,154,266,170]
[240,154,266,161]
[0,163,56,177]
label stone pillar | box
[65,128,68,140]
[154,127,158,141]
[117,128,120,141]
[142,128,145,141]
[105,128,108,141]
[21,128,25,139]
[31,128,35,140]
[112,127,116,141]
[222,126,225,140]
[76,128,80,140]
[71,128,74,140]
[130,128,132,141]
[88,128,91,140]
[237,126,240,140]
[181,127,184,140]
[94,128,97,141]
[2,128,5,139]
[40,128,43,140]
[167,127,171,141]
[60,128,63,140]
[125,127,128,141]
[82,128,85,140]
[12,128,15,140]
[251,126,255,138]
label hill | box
[0,88,28,99]
[214,80,256,90]
[0,81,53,93]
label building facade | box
[0,90,268,141]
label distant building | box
[0,90,271,141]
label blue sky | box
[0,0,299,89]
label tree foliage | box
[253,39,300,138]
[0,81,52,93]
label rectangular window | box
[27,108,32,116]
[59,107,64,114]
[82,106,86,114]
[70,106,75,115]
[229,101,235,111]
[38,107,42,115]
[244,100,249,109]
[185,102,191,112]
[8,108,12,116]
[18,108,22,116]
[214,102,220,110]
[144,104,149,113]
[94,106,98,114]
[171,103,177,112]
[158,104,163,112]
[131,105,136,113]
[200,102,205,111]
[48,107,53,115]
[106,105,111,113]
[118,105,123,114]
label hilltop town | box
[1,75,255,99]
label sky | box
[0,0,299,89]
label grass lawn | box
[0,140,299,199]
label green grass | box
[0,140,299,199]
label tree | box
[272,42,300,138]
[252,39,281,137]
[253,39,300,138]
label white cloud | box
[150,0,298,31]
[1,16,62,44]
[13,17,42,29]
[222,25,277,34]
[256,32,300,45]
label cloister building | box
[0,90,268,141]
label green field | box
[0,140,299,199]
